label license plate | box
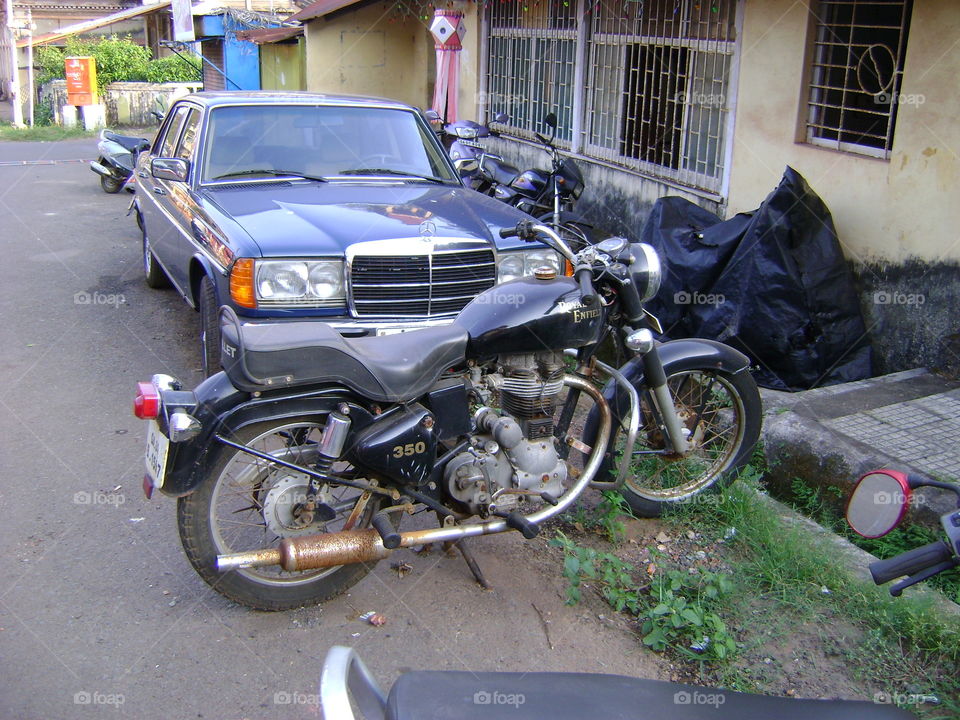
[376,326,418,336]
[145,420,170,489]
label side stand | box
[444,539,491,589]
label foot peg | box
[494,511,540,539]
[371,513,401,549]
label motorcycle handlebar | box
[575,265,597,307]
[869,540,955,585]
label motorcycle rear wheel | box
[603,368,761,517]
[99,165,124,193]
[177,417,390,611]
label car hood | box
[199,181,527,257]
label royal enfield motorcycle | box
[134,221,761,610]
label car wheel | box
[199,276,221,377]
[142,221,170,289]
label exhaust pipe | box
[216,374,611,573]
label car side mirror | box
[152,157,189,182]
[846,470,912,538]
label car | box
[132,91,561,374]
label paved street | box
[0,137,664,719]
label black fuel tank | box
[454,276,604,359]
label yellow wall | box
[303,1,431,109]
[727,0,960,263]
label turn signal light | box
[230,258,257,308]
[134,381,160,419]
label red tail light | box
[134,381,160,419]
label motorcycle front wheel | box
[177,417,390,611]
[600,368,761,517]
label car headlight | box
[253,259,345,306]
[497,249,562,283]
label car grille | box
[351,249,496,317]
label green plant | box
[552,532,738,662]
[145,54,202,83]
[641,566,737,661]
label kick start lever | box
[492,510,540,539]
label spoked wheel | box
[604,368,761,517]
[557,221,595,253]
[177,418,389,611]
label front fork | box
[640,342,690,455]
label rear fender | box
[160,372,372,496]
[582,338,752,448]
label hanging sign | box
[172,0,195,43]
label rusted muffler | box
[217,528,391,572]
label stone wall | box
[41,80,201,127]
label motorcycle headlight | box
[455,126,479,139]
[255,260,345,306]
[497,249,562,283]
[630,243,662,302]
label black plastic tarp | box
[642,167,872,391]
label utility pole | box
[25,7,31,126]
[4,0,24,126]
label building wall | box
[303,1,430,108]
[727,0,960,375]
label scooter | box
[318,645,917,719]
[440,113,520,196]
[89,128,152,194]
[846,469,960,596]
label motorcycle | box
[492,112,594,251]
[436,110,594,251]
[133,220,762,610]
[89,128,152,194]
[319,645,917,719]
[846,469,960,596]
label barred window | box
[803,0,912,158]
[484,0,739,193]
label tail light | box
[134,381,160,419]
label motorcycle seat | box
[483,157,520,186]
[385,671,917,720]
[219,317,468,403]
[104,131,150,153]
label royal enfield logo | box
[556,299,601,323]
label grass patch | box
[0,125,96,142]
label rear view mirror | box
[544,112,557,128]
[846,470,912,538]
[493,112,509,124]
[424,109,442,123]
[152,157,190,182]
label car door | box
[140,104,190,293]
[165,107,203,295]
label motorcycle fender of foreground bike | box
[134,221,762,610]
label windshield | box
[202,104,456,184]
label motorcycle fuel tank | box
[454,276,604,358]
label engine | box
[444,352,568,515]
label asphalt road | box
[0,137,665,719]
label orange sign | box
[65,56,98,106]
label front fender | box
[582,338,752,450]
[160,372,370,497]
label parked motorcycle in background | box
[89,128,152,194]
[133,220,761,610]
[846,469,960,596]
[440,113,517,195]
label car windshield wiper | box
[212,169,328,182]
[338,168,447,184]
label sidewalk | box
[761,368,960,520]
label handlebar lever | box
[890,558,959,596]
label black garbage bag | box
[642,167,872,391]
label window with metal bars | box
[803,0,912,158]
[484,0,738,193]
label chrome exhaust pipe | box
[216,374,612,573]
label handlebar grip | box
[576,267,597,306]
[869,540,954,585]
[499,226,519,239]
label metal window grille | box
[804,0,912,158]
[484,0,738,193]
